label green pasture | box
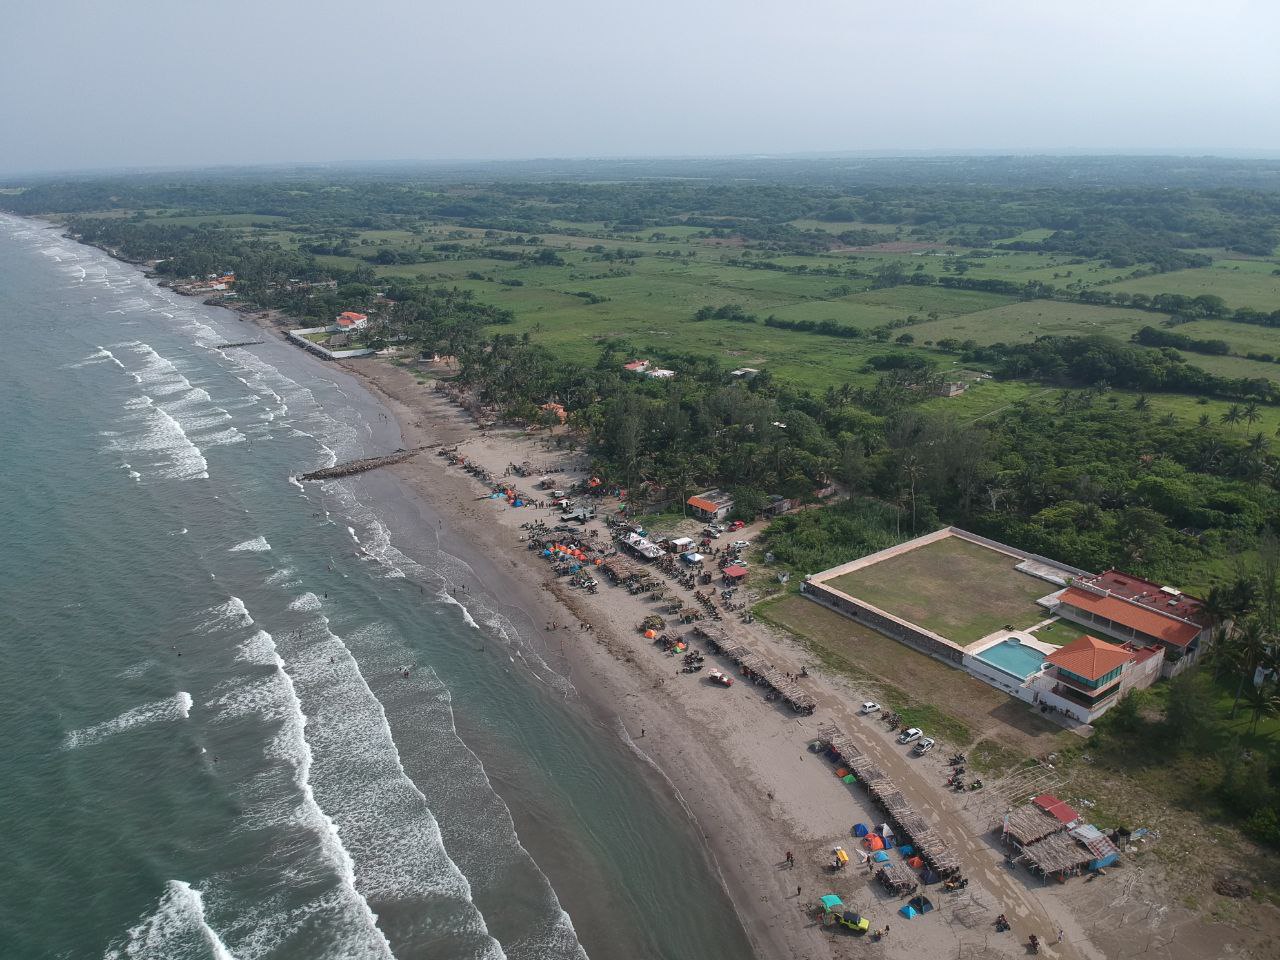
[904,300,1163,346]
[1102,264,1280,311]
[824,535,1052,645]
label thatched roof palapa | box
[1020,830,1091,875]
[1002,805,1067,846]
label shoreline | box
[39,211,1277,960]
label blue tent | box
[921,869,942,885]
[852,823,869,837]
[899,905,918,919]
[908,895,934,914]
[898,845,914,857]
[872,851,890,863]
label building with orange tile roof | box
[1054,569,1212,677]
[1030,634,1163,723]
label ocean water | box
[0,217,753,960]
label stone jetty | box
[298,447,425,482]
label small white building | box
[646,368,676,380]
[334,311,369,332]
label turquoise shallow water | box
[0,218,752,960]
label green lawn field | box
[823,535,1051,645]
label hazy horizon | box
[3,1,1277,175]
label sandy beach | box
[87,276,1280,960]
[324,355,1092,960]
[325,350,1280,960]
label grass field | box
[824,535,1051,645]
[1029,618,1084,646]
[1102,262,1280,311]
[905,300,1165,346]
[759,593,1071,756]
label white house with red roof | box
[1026,634,1163,724]
[333,311,369,332]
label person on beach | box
[785,850,793,867]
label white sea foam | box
[288,592,323,613]
[104,880,235,960]
[108,394,209,481]
[213,621,395,958]
[230,536,271,553]
[63,692,192,751]
[199,597,253,632]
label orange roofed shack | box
[540,402,567,424]
[1054,570,1213,677]
[687,489,734,523]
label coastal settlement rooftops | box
[1082,570,1209,625]
[336,311,368,329]
[687,489,735,521]
[623,359,650,373]
[1045,635,1133,682]
[1056,587,1202,648]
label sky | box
[1,0,1278,174]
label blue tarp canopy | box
[852,823,869,837]
[820,894,843,912]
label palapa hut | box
[1001,804,1067,847]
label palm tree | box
[1133,394,1151,414]
[1247,432,1270,457]
[1241,680,1280,735]
[1230,619,1272,718]
[1244,402,1262,427]
[1197,413,1212,429]
[1222,404,1244,428]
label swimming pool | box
[974,639,1049,681]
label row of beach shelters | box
[814,722,963,882]
[693,625,817,714]
[999,794,1120,881]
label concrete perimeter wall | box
[287,327,375,360]
[802,526,1093,672]
[800,579,965,665]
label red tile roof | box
[1032,794,1080,825]
[1046,634,1133,681]
[1058,587,1201,647]
[1084,570,1208,625]
[723,565,748,578]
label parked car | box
[730,539,750,549]
[860,701,881,715]
[897,727,923,744]
[729,520,746,531]
[912,737,936,755]
[707,669,733,687]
